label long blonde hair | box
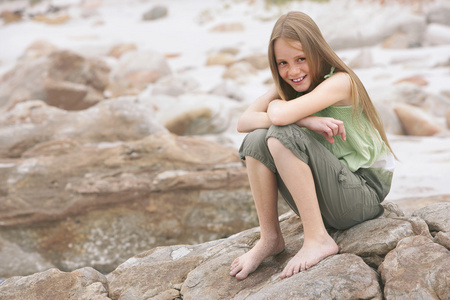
[268,11,395,157]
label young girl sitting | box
[230,11,395,280]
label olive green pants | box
[239,124,384,230]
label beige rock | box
[374,102,405,135]
[447,108,450,128]
[241,53,269,70]
[394,103,444,136]
[139,93,239,136]
[19,40,57,61]
[44,79,90,110]
[32,14,71,25]
[223,61,257,84]
[434,231,450,249]
[108,43,137,59]
[333,214,431,268]
[412,202,450,233]
[0,267,109,300]
[378,235,450,300]
[206,52,236,66]
[0,98,166,158]
[210,22,244,32]
[108,50,171,97]
[0,49,110,110]
[394,75,429,86]
[0,10,22,23]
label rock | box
[393,82,428,106]
[108,43,137,59]
[32,14,71,25]
[424,23,450,46]
[0,267,109,299]
[138,93,239,136]
[107,203,449,299]
[142,5,168,21]
[223,61,257,84]
[0,10,22,23]
[44,79,90,110]
[210,80,246,102]
[321,9,426,49]
[149,74,200,97]
[232,254,382,300]
[19,39,57,61]
[378,235,450,300]
[394,103,445,136]
[0,49,110,111]
[107,211,383,300]
[412,202,450,233]
[210,22,244,32]
[434,231,450,249]
[240,53,269,70]
[426,2,450,26]
[0,236,55,277]
[332,214,431,268]
[0,131,256,275]
[424,93,450,118]
[107,50,171,97]
[206,52,236,66]
[373,102,405,135]
[447,108,450,129]
[0,98,166,158]
[394,75,428,86]
[348,48,374,69]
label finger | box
[337,123,346,141]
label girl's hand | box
[297,116,346,144]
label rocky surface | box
[0,202,448,299]
[0,0,449,298]
[0,130,264,276]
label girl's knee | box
[267,136,285,156]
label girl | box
[230,11,395,280]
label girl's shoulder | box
[320,71,352,107]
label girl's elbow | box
[268,112,287,126]
[236,119,249,133]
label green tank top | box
[304,105,389,172]
[304,105,394,201]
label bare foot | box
[230,236,285,280]
[279,233,338,279]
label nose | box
[288,64,301,77]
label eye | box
[298,57,306,62]
[278,61,287,66]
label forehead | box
[274,38,304,57]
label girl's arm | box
[267,72,352,126]
[237,85,279,133]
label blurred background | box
[0,0,449,279]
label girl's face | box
[274,38,311,93]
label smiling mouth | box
[292,75,306,83]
